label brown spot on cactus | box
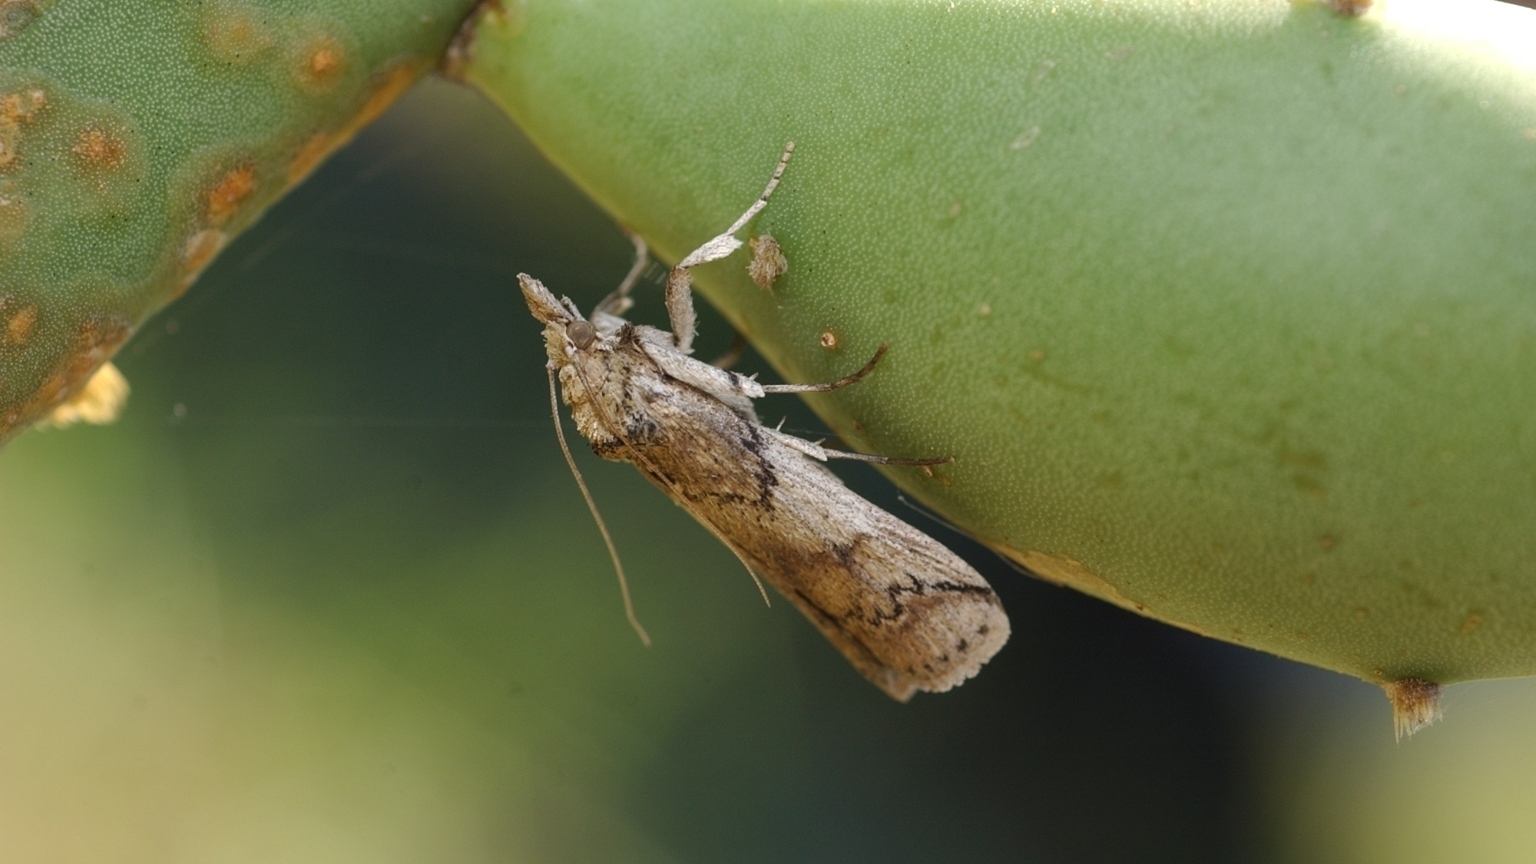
[0,87,47,173]
[0,0,39,39]
[72,126,129,173]
[297,36,346,92]
[442,0,509,78]
[206,163,256,224]
[66,317,130,380]
[3,300,36,346]
[179,229,228,292]
[0,315,131,438]
[284,62,423,188]
[201,3,274,65]
[0,88,45,124]
[0,119,18,169]
[63,108,145,207]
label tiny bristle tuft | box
[1384,678,1442,741]
[748,233,787,290]
[43,361,129,428]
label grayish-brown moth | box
[518,144,1010,700]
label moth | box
[518,144,1010,700]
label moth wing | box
[640,428,1009,701]
[741,457,1011,700]
[601,350,1009,700]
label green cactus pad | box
[463,0,1536,693]
[0,0,477,444]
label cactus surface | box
[463,0,1536,703]
[0,0,477,444]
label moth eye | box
[568,320,597,349]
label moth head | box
[518,272,597,357]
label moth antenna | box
[548,366,652,647]
[750,572,771,606]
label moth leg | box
[637,326,764,413]
[594,230,649,319]
[764,424,952,467]
[762,343,888,394]
[764,426,832,461]
[822,449,953,467]
[665,142,795,353]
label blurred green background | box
[4,76,1536,864]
